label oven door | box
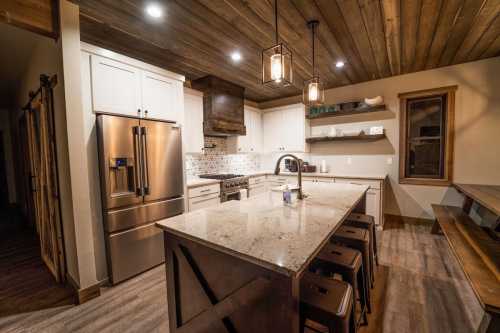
[221,188,248,202]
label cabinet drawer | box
[303,176,334,183]
[188,193,220,211]
[334,178,381,190]
[188,183,220,198]
[249,176,266,185]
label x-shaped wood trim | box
[172,245,271,333]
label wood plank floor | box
[0,215,484,332]
[0,220,75,318]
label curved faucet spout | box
[274,154,306,199]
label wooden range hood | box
[191,75,246,137]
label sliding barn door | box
[24,82,65,283]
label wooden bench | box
[431,204,500,333]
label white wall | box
[0,109,16,203]
[262,57,500,219]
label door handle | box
[141,126,150,195]
[133,126,143,196]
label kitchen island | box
[156,182,369,333]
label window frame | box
[398,86,456,186]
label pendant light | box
[303,20,324,106]
[262,0,293,87]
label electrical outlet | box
[347,157,352,165]
[387,157,393,165]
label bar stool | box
[345,213,379,266]
[300,272,356,333]
[332,225,373,291]
[310,243,370,326]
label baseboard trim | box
[66,273,102,304]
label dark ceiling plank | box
[380,0,401,75]
[453,0,500,63]
[412,0,444,71]
[480,27,500,58]
[198,0,310,91]
[466,12,500,61]
[336,0,380,80]
[287,0,360,84]
[174,0,307,89]
[0,0,57,38]
[75,0,282,100]
[358,0,391,78]
[438,0,487,67]
[425,0,463,69]
[314,0,371,81]
[400,0,421,73]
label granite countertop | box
[186,177,221,188]
[186,172,387,188]
[157,182,368,277]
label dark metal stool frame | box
[332,225,373,311]
[300,272,356,333]
[310,243,369,328]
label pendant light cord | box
[312,22,315,77]
[275,0,279,44]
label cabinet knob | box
[144,110,148,117]
[137,109,141,114]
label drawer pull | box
[200,189,211,193]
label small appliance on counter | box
[284,159,317,173]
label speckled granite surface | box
[157,182,368,277]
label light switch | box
[387,157,393,165]
[347,157,352,165]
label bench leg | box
[430,219,442,235]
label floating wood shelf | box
[306,104,386,119]
[306,133,386,143]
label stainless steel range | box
[198,174,249,202]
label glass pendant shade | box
[303,77,324,106]
[262,43,293,87]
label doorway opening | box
[0,22,75,318]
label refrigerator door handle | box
[133,126,143,196]
[141,126,150,195]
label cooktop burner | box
[198,174,245,180]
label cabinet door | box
[250,110,263,153]
[142,70,180,122]
[263,110,283,153]
[365,189,381,225]
[184,93,205,153]
[91,55,141,116]
[282,106,306,152]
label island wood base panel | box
[164,232,300,333]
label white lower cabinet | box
[334,178,384,226]
[188,193,220,212]
[187,183,220,212]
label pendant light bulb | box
[308,81,319,102]
[271,53,283,82]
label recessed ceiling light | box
[231,52,242,62]
[335,61,345,68]
[146,4,163,18]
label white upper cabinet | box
[84,44,184,122]
[263,104,309,153]
[91,55,142,117]
[183,89,205,154]
[228,106,262,153]
[141,70,181,122]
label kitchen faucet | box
[274,154,306,200]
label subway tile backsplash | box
[185,136,260,177]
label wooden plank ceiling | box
[73,0,500,102]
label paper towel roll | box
[320,160,328,173]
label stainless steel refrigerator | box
[96,114,184,284]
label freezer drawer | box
[107,222,165,284]
[106,196,184,233]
